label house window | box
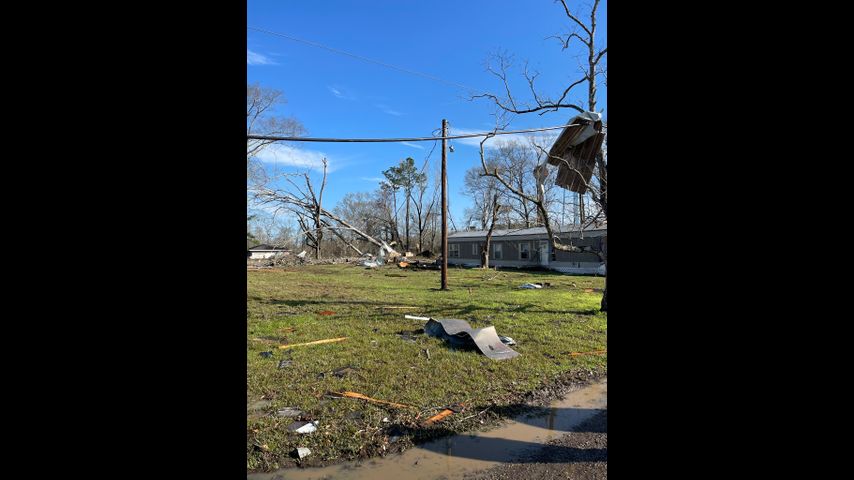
[493,243,503,260]
[551,246,557,261]
[449,243,460,258]
[519,242,530,260]
[472,243,480,256]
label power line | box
[248,26,478,93]
[247,123,578,143]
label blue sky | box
[247,0,606,225]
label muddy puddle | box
[248,378,607,480]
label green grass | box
[247,264,606,471]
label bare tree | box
[473,0,607,311]
[247,83,305,186]
[480,193,501,268]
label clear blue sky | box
[247,0,606,226]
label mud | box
[248,378,606,480]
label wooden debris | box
[332,391,413,409]
[279,337,348,349]
[422,408,454,426]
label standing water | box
[248,378,607,480]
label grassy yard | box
[247,264,607,471]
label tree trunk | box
[481,194,500,268]
[405,193,411,251]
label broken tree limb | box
[278,337,348,349]
[332,391,414,409]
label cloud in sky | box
[328,85,355,100]
[401,141,424,150]
[254,144,340,172]
[247,49,277,65]
[376,104,403,116]
[360,176,385,182]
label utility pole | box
[441,119,448,290]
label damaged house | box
[447,224,606,275]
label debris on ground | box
[275,407,303,417]
[293,447,312,459]
[317,310,336,316]
[331,365,360,378]
[277,359,293,369]
[519,283,543,289]
[329,391,413,409]
[287,420,318,434]
[398,261,410,268]
[404,315,431,321]
[499,335,517,346]
[397,328,424,343]
[583,288,594,293]
[296,250,307,259]
[423,408,454,426]
[259,351,274,358]
[424,318,520,360]
[279,337,348,349]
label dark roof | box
[449,224,606,240]
[247,239,258,250]
[249,244,290,251]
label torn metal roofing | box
[548,111,605,194]
[424,318,520,360]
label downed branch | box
[279,337,348,349]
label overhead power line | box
[247,123,578,143]
[248,26,478,93]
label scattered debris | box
[317,310,336,316]
[382,417,390,423]
[293,447,312,459]
[330,391,413,409]
[277,359,293,369]
[279,337,348,349]
[404,315,431,321]
[275,407,303,417]
[296,250,307,259]
[499,335,517,346]
[423,408,454,426]
[398,261,410,268]
[583,288,594,293]
[519,283,543,289]
[259,351,274,358]
[568,349,607,357]
[397,328,424,343]
[332,365,360,378]
[425,348,430,360]
[287,420,319,434]
[424,318,520,360]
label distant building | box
[447,224,605,274]
[248,244,291,260]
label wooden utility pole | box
[440,119,448,290]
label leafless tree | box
[480,194,501,268]
[411,174,438,254]
[473,0,607,311]
[247,83,305,186]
